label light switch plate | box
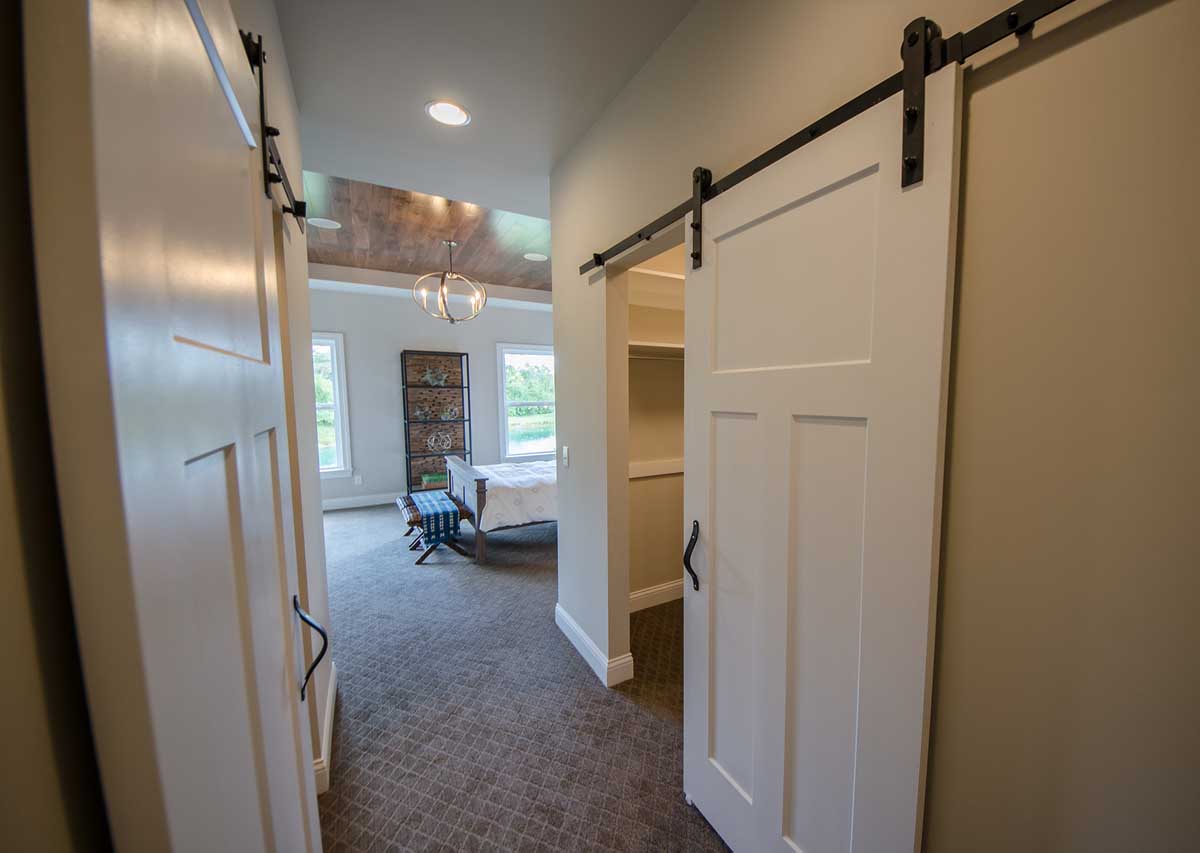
[561,445,569,468]
[353,474,363,485]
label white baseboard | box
[313,660,337,794]
[322,492,400,511]
[554,603,634,687]
[629,578,684,612]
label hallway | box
[316,506,725,852]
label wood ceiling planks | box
[303,172,552,290]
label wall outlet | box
[561,445,569,468]
[353,474,363,485]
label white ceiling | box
[275,0,697,218]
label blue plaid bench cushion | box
[400,491,460,547]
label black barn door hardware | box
[266,131,307,222]
[579,0,1076,275]
[901,17,936,188]
[293,595,328,701]
[683,520,700,591]
[239,30,307,231]
[691,167,711,269]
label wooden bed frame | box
[444,455,555,563]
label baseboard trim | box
[629,578,684,612]
[554,603,634,687]
[322,492,400,511]
[313,660,337,794]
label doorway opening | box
[625,243,687,624]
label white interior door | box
[682,65,962,852]
[25,0,320,850]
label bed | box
[444,455,557,563]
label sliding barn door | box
[25,0,320,850]
[682,65,962,852]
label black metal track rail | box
[579,0,1076,275]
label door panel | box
[246,428,314,852]
[167,144,268,362]
[684,64,962,852]
[783,416,867,853]
[708,411,764,802]
[25,0,320,850]
[714,166,880,372]
[169,1,267,361]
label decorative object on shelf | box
[403,350,471,493]
[421,472,448,489]
[412,240,487,325]
[421,365,449,387]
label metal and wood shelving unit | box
[401,350,472,494]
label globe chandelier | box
[412,240,487,324]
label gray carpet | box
[317,505,727,852]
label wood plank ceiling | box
[303,172,552,290]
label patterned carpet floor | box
[317,505,727,852]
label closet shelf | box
[628,340,684,360]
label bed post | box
[475,477,487,564]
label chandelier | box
[412,240,487,324]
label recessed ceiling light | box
[307,217,342,230]
[425,100,471,127]
[523,252,548,262]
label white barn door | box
[25,0,321,850]
[682,65,962,852]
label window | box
[497,343,555,460]
[312,332,352,477]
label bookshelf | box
[400,350,472,493]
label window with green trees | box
[313,333,351,475]
[498,344,555,458]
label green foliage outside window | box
[313,343,338,468]
[503,353,555,454]
[504,361,554,416]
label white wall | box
[629,355,684,595]
[550,0,1200,848]
[309,285,554,506]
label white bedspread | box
[472,460,557,531]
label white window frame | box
[313,331,353,478]
[496,343,555,463]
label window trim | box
[496,342,555,463]
[313,331,353,479]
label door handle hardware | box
[683,520,700,591]
[293,595,328,701]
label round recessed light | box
[425,100,471,127]
[307,217,342,230]
[523,252,549,262]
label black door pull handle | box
[683,520,700,591]
[293,595,328,701]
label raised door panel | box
[782,416,869,853]
[708,411,765,803]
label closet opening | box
[626,243,687,622]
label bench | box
[396,491,472,565]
